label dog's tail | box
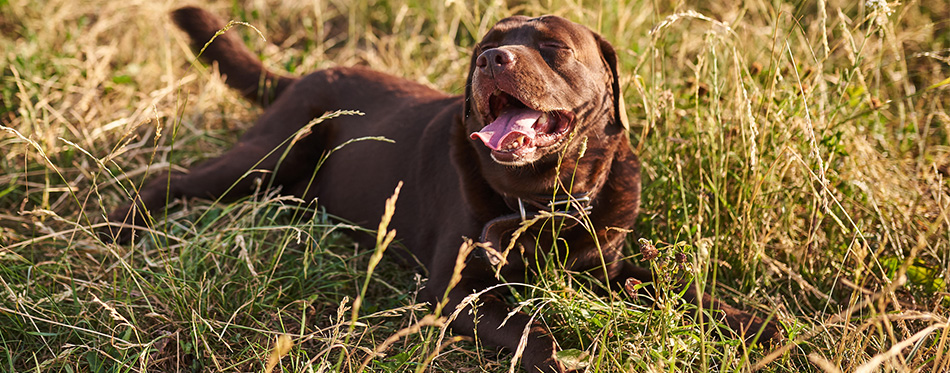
[171,6,296,106]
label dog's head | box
[464,15,628,167]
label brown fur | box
[103,7,780,372]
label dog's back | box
[169,7,473,260]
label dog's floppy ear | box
[594,33,629,131]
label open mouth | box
[470,91,574,163]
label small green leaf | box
[112,75,133,84]
[555,349,590,370]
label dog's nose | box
[476,49,516,72]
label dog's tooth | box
[507,135,525,150]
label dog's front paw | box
[724,306,785,346]
[749,314,785,346]
[519,337,570,373]
[525,354,567,373]
[98,203,139,244]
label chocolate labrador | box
[104,6,780,372]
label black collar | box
[475,159,613,267]
[504,191,593,221]
[476,190,595,267]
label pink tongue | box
[470,108,542,151]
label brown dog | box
[104,7,780,372]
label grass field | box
[2,0,949,371]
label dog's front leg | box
[437,281,566,373]
[424,246,566,373]
[607,259,782,344]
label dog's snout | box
[476,49,516,72]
